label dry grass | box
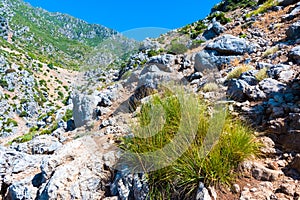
[227,64,255,80]
[262,46,279,58]
[255,67,268,81]
[203,82,219,92]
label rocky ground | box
[1,0,300,199]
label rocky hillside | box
[0,0,138,69]
[1,0,300,199]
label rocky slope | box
[0,0,138,69]
[1,0,300,199]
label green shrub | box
[119,87,259,199]
[62,109,73,122]
[213,0,257,12]
[0,79,8,88]
[168,42,188,55]
[11,132,34,143]
[246,0,278,18]
[57,91,64,99]
[189,40,205,49]
[207,12,232,25]
[6,118,18,127]
[19,111,28,117]
[147,49,164,57]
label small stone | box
[279,183,295,196]
[196,182,212,200]
[232,184,240,193]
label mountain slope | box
[0,0,138,69]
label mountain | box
[0,0,138,70]
[0,0,300,199]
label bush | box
[62,109,73,122]
[119,87,259,199]
[207,12,232,25]
[168,42,188,55]
[11,132,34,143]
[0,79,8,88]
[19,111,28,117]
[189,40,205,49]
[246,0,278,18]
[213,0,257,12]
[147,49,164,57]
[57,91,64,99]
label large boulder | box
[258,78,287,95]
[286,21,300,40]
[0,134,118,199]
[38,135,117,199]
[227,79,250,102]
[147,54,175,72]
[289,45,300,64]
[11,135,62,155]
[137,64,180,88]
[0,146,44,199]
[72,92,100,128]
[205,34,257,55]
[194,50,239,72]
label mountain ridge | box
[0,0,138,70]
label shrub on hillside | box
[168,42,188,55]
[119,86,259,199]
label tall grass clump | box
[255,67,269,81]
[227,64,255,80]
[119,86,259,199]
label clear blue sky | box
[24,0,220,40]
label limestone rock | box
[147,54,175,72]
[202,20,226,40]
[196,182,212,200]
[205,34,257,55]
[289,45,300,64]
[194,50,239,72]
[72,92,100,128]
[286,21,300,40]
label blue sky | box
[24,0,220,40]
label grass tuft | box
[202,82,219,92]
[227,64,255,80]
[255,67,269,81]
[119,86,259,199]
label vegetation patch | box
[227,65,255,80]
[207,12,232,25]
[119,88,259,199]
[213,0,257,12]
[246,0,278,18]
[262,45,279,58]
[167,41,188,55]
[202,82,219,92]
[255,67,269,81]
